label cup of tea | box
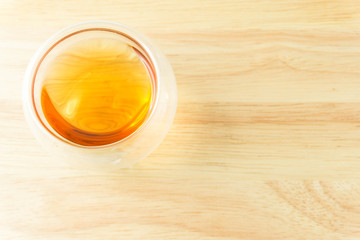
[23,21,177,170]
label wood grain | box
[1,0,360,239]
[1,176,360,239]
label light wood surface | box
[1,0,360,239]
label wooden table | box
[1,0,360,239]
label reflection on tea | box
[41,38,152,146]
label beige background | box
[1,0,360,239]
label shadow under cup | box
[23,21,177,169]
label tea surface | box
[41,37,152,146]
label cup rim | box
[23,21,161,149]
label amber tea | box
[40,37,153,146]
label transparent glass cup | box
[23,21,177,170]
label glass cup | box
[23,21,177,170]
